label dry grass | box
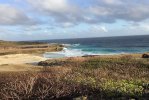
[0,64,42,72]
[0,55,149,99]
[0,41,63,55]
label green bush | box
[100,80,144,97]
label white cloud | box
[61,22,75,27]
[102,0,123,5]
[0,4,33,25]
[28,0,70,13]
[129,22,149,32]
[92,25,108,33]
[1,0,149,40]
[27,0,149,26]
[27,0,83,26]
[100,26,108,32]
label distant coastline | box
[0,40,63,56]
[38,35,149,58]
[26,34,149,42]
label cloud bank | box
[26,0,149,25]
[0,0,149,40]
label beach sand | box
[0,54,47,65]
[0,54,46,71]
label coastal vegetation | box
[0,40,63,55]
[0,55,149,99]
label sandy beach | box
[0,54,47,71]
[0,54,47,65]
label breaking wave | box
[43,46,118,58]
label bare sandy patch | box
[0,54,47,65]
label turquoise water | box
[41,35,149,58]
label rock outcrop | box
[142,54,149,58]
[38,60,68,66]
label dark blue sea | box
[39,35,149,58]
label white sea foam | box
[62,47,84,57]
[62,43,80,47]
[43,47,119,58]
[44,47,85,58]
[44,43,130,58]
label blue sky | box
[0,0,149,41]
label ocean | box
[40,35,149,58]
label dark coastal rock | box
[38,60,68,66]
[142,54,149,58]
[38,61,49,66]
[82,55,99,57]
